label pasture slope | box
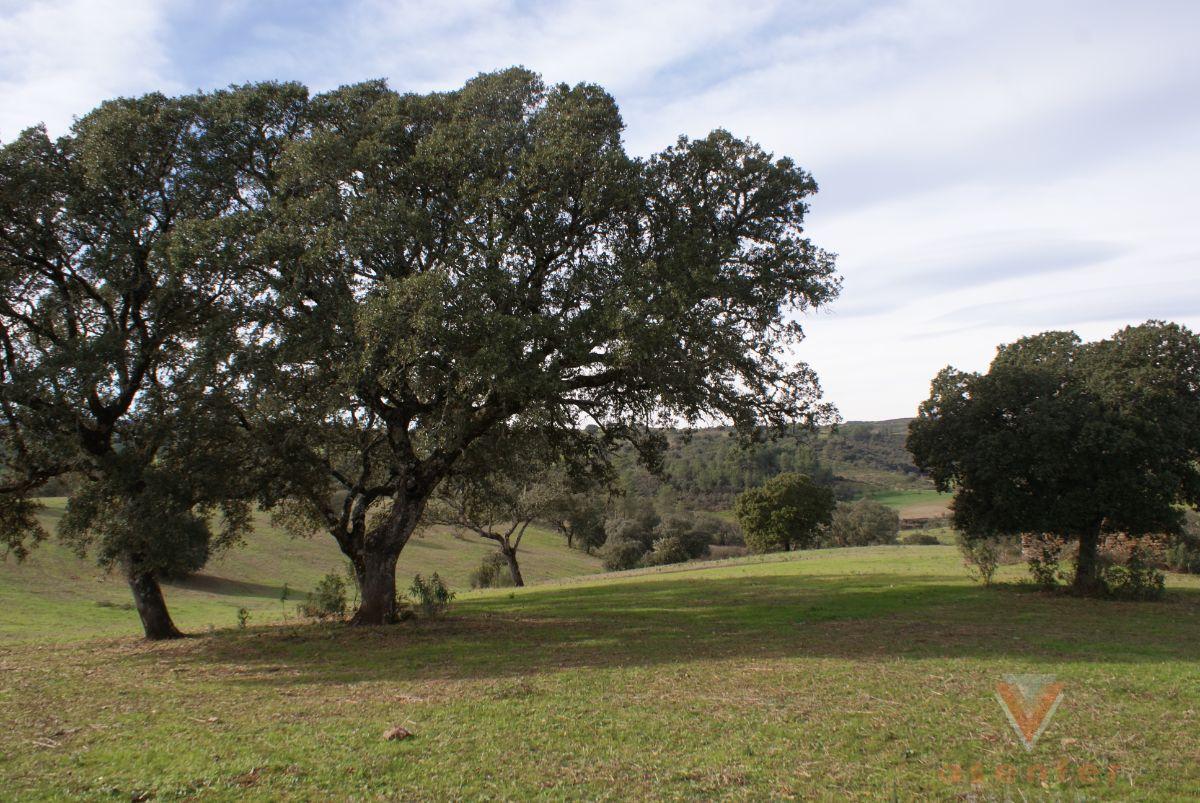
[1,543,1198,799]
[0,498,600,642]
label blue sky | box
[3,0,1198,419]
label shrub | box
[1022,534,1068,589]
[829,499,900,547]
[469,553,516,589]
[298,572,349,620]
[694,514,743,547]
[604,516,656,551]
[409,573,454,617]
[957,534,1000,585]
[900,532,940,545]
[236,607,251,629]
[1166,512,1200,573]
[1103,545,1165,600]
[1167,539,1200,573]
[600,536,647,571]
[655,513,712,559]
[640,535,693,567]
[636,512,714,567]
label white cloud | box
[4,0,1197,420]
[0,0,177,140]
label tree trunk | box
[124,562,183,640]
[1072,526,1105,596]
[350,549,400,625]
[501,545,525,587]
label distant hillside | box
[814,418,930,494]
[614,418,930,509]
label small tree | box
[828,499,900,547]
[640,512,713,566]
[425,430,562,588]
[909,322,1200,596]
[544,488,609,554]
[734,472,835,553]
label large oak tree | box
[0,85,305,638]
[908,321,1200,594]
[245,68,840,624]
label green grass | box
[0,498,600,641]
[2,544,1198,800]
[867,489,953,517]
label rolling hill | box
[0,498,600,641]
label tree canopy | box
[907,321,1200,594]
[0,88,294,637]
[828,499,899,547]
[734,472,836,553]
[238,67,840,623]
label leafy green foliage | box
[599,537,648,571]
[543,488,609,554]
[299,572,349,620]
[638,513,713,567]
[235,67,839,622]
[0,87,300,636]
[909,321,1200,596]
[409,573,454,618]
[828,499,899,547]
[1166,511,1200,573]
[469,553,517,590]
[734,472,835,553]
[955,534,1001,585]
[1103,546,1166,601]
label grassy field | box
[868,489,953,519]
[0,498,600,641]
[2,544,1198,800]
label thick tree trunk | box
[501,545,525,587]
[124,563,184,640]
[1072,526,1105,596]
[349,549,401,625]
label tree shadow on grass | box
[165,571,1200,688]
[168,574,297,600]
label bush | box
[1167,512,1200,573]
[236,607,250,629]
[656,513,712,559]
[1103,545,1165,600]
[469,553,516,589]
[604,516,656,551]
[900,532,940,545]
[1022,534,1068,589]
[829,499,900,547]
[298,572,349,620]
[957,535,1000,585]
[409,573,454,617]
[640,535,693,567]
[600,536,647,571]
[1167,539,1200,573]
[637,513,713,567]
[694,514,743,547]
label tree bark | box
[350,549,401,625]
[124,562,184,640]
[501,545,525,587]
[1072,526,1105,596]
